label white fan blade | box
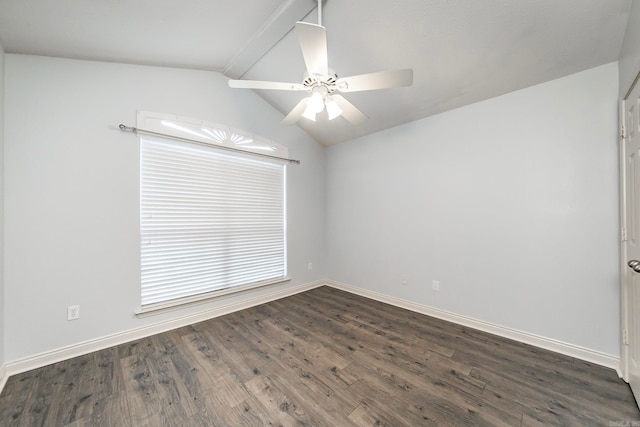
[228,79,306,91]
[332,95,368,125]
[336,69,413,93]
[296,22,328,77]
[282,98,309,125]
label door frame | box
[620,93,629,381]
[621,70,640,382]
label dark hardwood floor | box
[0,286,638,426]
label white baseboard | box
[0,364,7,395]
[1,280,325,393]
[325,279,621,372]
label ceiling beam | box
[223,0,317,79]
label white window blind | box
[140,136,287,309]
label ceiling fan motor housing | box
[303,74,338,95]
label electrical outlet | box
[401,275,408,285]
[308,262,313,270]
[433,280,440,291]
[67,305,80,320]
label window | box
[138,112,288,312]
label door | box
[624,76,640,401]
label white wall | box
[3,55,325,362]
[0,42,5,368]
[1,53,622,363]
[326,62,620,356]
[619,0,640,97]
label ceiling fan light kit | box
[325,97,343,120]
[227,0,413,126]
[302,100,318,121]
[308,90,326,113]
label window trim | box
[135,276,291,317]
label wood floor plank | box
[119,353,161,426]
[0,364,53,426]
[348,378,457,426]
[1,286,638,426]
[479,369,624,426]
[227,314,359,394]
[72,392,135,427]
[346,348,505,425]
[180,330,233,382]
[17,362,67,426]
[310,292,472,359]
[244,374,312,425]
[339,312,476,380]
[211,395,274,426]
[214,372,251,408]
[200,315,271,382]
[269,299,364,357]
[143,334,200,420]
[251,330,361,417]
[264,341,360,412]
[256,370,359,426]
[348,403,383,426]
[51,353,106,426]
[314,286,499,355]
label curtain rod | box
[118,124,301,165]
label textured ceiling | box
[0,0,632,145]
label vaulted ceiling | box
[0,0,632,145]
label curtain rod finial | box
[119,124,137,133]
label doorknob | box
[629,260,640,272]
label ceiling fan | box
[227,0,413,125]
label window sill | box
[134,276,291,318]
